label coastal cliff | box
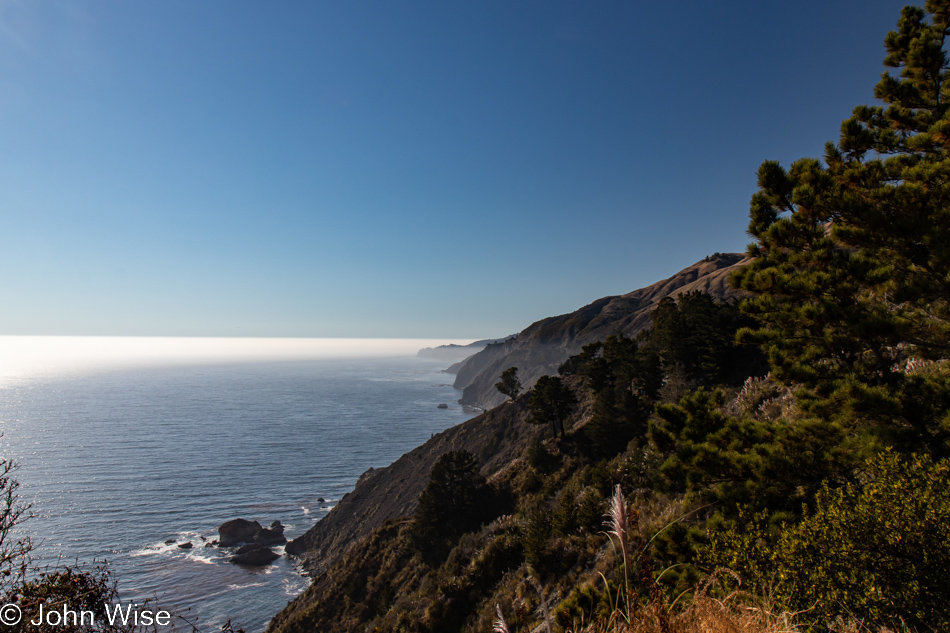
[416,337,516,363]
[281,253,748,575]
[284,401,543,571]
[454,253,749,409]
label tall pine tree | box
[732,0,950,456]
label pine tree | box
[412,450,493,561]
[732,0,950,455]
[494,367,522,401]
[644,292,762,385]
[527,375,577,438]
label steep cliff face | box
[283,400,543,570]
[454,253,750,409]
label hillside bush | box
[704,451,950,630]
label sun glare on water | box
[0,336,472,386]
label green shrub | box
[524,439,556,473]
[575,488,604,533]
[551,485,579,536]
[468,533,523,591]
[704,451,950,630]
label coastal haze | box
[0,337,473,385]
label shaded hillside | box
[455,253,750,409]
[269,393,590,633]
[284,401,544,571]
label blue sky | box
[0,0,910,338]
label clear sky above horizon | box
[1,0,910,338]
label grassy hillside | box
[269,289,949,631]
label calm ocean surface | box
[0,342,475,631]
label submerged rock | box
[177,542,193,549]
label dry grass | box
[727,374,797,421]
[567,491,799,633]
[558,577,913,633]
[560,594,796,633]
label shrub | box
[8,564,123,633]
[521,498,552,573]
[704,451,950,630]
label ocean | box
[0,337,477,632]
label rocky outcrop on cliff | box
[453,253,750,409]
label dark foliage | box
[641,292,766,386]
[411,451,498,564]
[526,375,577,438]
[560,334,662,459]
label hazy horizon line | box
[0,336,479,385]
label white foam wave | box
[227,582,268,591]
[184,552,216,565]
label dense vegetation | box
[268,2,950,632]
